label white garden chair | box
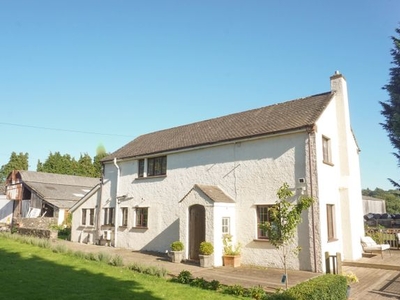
[360,236,391,258]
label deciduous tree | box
[259,182,314,290]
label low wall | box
[14,217,58,239]
[17,227,58,239]
[15,217,57,229]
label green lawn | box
[0,236,239,300]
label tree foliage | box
[380,25,400,189]
[259,182,314,289]
[0,152,29,182]
[36,149,107,178]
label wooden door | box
[189,205,205,261]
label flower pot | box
[223,255,241,268]
[199,254,213,268]
[170,251,183,263]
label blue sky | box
[0,0,399,190]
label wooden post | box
[325,251,331,274]
[336,252,342,274]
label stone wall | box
[15,217,57,229]
[18,227,58,239]
[14,217,58,239]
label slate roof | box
[17,171,100,209]
[179,184,235,204]
[195,184,235,203]
[103,92,333,161]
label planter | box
[223,255,241,268]
[199,254,213,268]
[170,251,183,263]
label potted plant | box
[343,271,359,299]
[199,241,214,268]
[170,241,184,263]
[222,234,241,267]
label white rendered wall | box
[0,196,13,224]
[101,132,311,270]
[70,192,100,244]
[314,75,364,270]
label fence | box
[365,227,400,249]
[325,252,342,274]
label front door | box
[189,204,205,261]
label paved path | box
[55,240,400,299]
[53,240,318,293]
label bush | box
[170,241,184,251]
[109,255,124,267]
[199,241,214,255]
[175,270,193,284]
[267,274,347,300]
[97,252,112,264]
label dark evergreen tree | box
[37,151,77,175]
[380,25,400,189]
[0,152,29,182]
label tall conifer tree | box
[381,26,400,189]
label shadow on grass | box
[0,246,163,300]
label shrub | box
[170,241,184,251]
[199,241,214,255]
[52,244,68,253]
[268,274,347,300]
[223,284,245,296]
[190,277,208,289]
[175,270,193,284]
[208,280,221,291]
[248,285,267,300]
[97,252,111,264]
[222,234,241,255]
[109,255,124,267]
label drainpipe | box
[113,158,120,248]
[308,131,317,273]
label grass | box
[0,235,240,300]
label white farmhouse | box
[71,72,364,272]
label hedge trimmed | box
[267,274,347,300]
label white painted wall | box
[0,195,13,224]
[314,74,364,272]
[74,73,363,272]
[70,191,100,244]
[101,132,312,270]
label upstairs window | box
[148,156,167,176]
[322,136,332,165]
[138,159,145,178]
[138,156,167,178]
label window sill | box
[136,175,166,180]
[253,238,270,242]
[327,238,338,243]
[323,160,334,166]
[133,226,148,230]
